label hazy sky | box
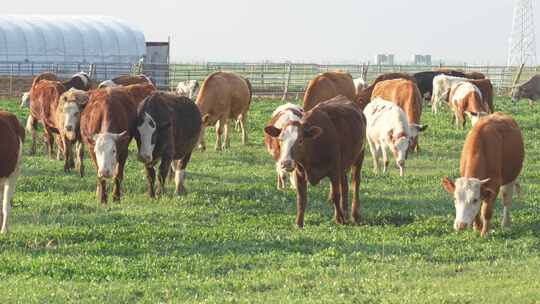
[5,0,539,64]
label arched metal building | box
[0,15,146,63]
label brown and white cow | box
[442,112,524,236]
[0,111,25,234]
[80,88,136,204]
[356,72,415,110]
[264,103,304,190]
[364,98,427,177]
[303,72,356,111]
[97,74,153,89]
[196,71,252,151]
[448,82,489,128]
[135,92,202,197]
[264,95,366,227]
[371,78,424,153]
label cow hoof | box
[176,188,187,196]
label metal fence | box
[1,61,538,98]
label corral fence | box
[0,61,538,99]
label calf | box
[511,74,540,106]
[176,80,200,100]
[264,95,366,227]
[303,72,356,111]
[80,88,136,204]
[135,92,202,197]
[56,89,89,176]
[197,72,252,151]
[442,112,524,236]
[264,103,304,190]
[0,111,25,234]
[448,82,488,128]
[364,98,427,177]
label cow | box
[135,92,202,197]
[303,72,356,111]
[364,98,427,177]
[27,80,65,157]
[196,71,252,151]
[371,78,424,153]
[56,88,89,176]
[63,72,92,91]
[448,82,489,128]
[80,88,136,204]
[413,70,466,101]
[264,95,366,227]
[264,103,304,190]
[176,80,200,100]
[98,74,153,89]
[0,111,25,234]
[511,74,540,106]
[356,72,415,110]
[353,77,369,95]
[442,112,524,237]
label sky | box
[5,0,539,64]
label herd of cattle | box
[0,68,537,236]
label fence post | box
[9,63,13,97]
[282,63,292,101]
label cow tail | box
[244,78,253,104]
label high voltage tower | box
[507,0,537,66]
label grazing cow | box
[264,103,304,190]
[56,88,89,176]
[511,74,540,105]
[364,98,427,177]
[264,95,366,227]
[353,77,369,94]
[135,92,202,197]
[448,82,489,128]
[442,112,524,236]
[0,111,25,234]
[196,71,252,151]
[303,72,356,111]
[431,75,468,114]
[27,80,65,157]
[356,72,415,109]
[176,80,200,100]
[371,78,424,153]
[80,88,136,204]
[98,74,153,89]
[413,71,466,101]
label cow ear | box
[411,124,428,133]
[115,131,130,142]
[304,126,322,139]
[201,114,210,124]
[442,177,456,193]
[465,111,478,118]
[264,125,281,138]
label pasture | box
[0,97,539,303]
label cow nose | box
[138,153,152,164]
[454,221,467,231]
[280,160,294,172]
[66,125,73,132]
[98,169,112,178]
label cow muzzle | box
[454,221,470,231]
[280,159,295,172]
[138,153,152,165]
[98,169,113,179]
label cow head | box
[20,91,30,108]
[465,111,488,126]
[389,125,427,177]
[511,85,523,102]
[442,177,496,231]
[136,112,171,165]
[92,131,129,179]
[264,121,322,172]
[59,89,89,141]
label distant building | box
[413,54,432,65]
[375,54,395,65]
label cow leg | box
[289,171,297,190]
[55,135,64,161]
[27,116,37,155]
[96,178,107,205]
[175,153,192,195]
[339,172,349,222]
[215,120,223,151]
[294,169,308,228]
[112,152,127,203]
[480,201,494,237]
[42,127,55,159]
[144,166,156,198]
[222,119,231,150]
[1,176,17,234]
[330,174,345,225]
[381,145,389,174]
[76,141,85,178]
[473,213,482,231]
[239,113,248,145]
[198,125,206,151]
[156,158,171,197]
[351,151,364,224]
[276,165,285,190]
[500,182,515,228]
[368,140,379,174]
[63,138,72,173]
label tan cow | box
[448,82,489,128]
[196,72,252,151]
[303,72,356,111]
[442,113,524,237]
[356,72,415,110]
[371,79,424,153]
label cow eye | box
[472,198,479,204]
[148,120,155,128]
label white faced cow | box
[176,80,200,100]
[364,97,427,176]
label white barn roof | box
[0,15,146,63]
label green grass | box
[0,97,539,303]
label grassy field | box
[0,97,539,303]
